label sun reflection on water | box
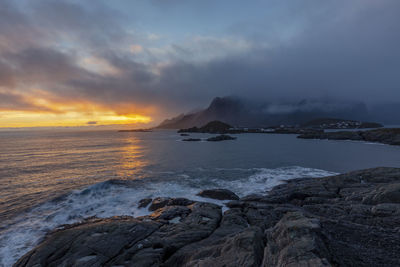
[117,136,149,179]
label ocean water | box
[0,129,400,266]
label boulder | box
[197,189,239,200]
[149,197,171,211]
[148,197,195,211]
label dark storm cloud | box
[0,0,399,119]
[3,47,85,84]
[155,0,400,105]
[29,0,128,50]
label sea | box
[1,129,400,266]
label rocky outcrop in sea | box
[298,128,400,146]
[15,167,400,266]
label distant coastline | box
[118,129,153,132]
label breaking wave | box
[0,166,336,266]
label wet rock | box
[149,206,191,221]
[197,188,240,200]
[16,202,222,267]
[149,197,171,211]
[168,198,195,206]
[14,217,162,267]
[138,198,152,208]
[148,197,195,212]
[206,134,236,142]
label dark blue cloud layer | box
[0,0,399,119]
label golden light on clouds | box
[0,110,152,128]
[0,91,153,128]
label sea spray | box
[0,166,336,266]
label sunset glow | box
[0,110,152,128]
[0,90,153,128]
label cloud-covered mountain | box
[157,96,378,128]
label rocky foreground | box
[298,128,400,146]
[16,168,400,266]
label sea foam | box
[0,166,336,267]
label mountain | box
[157,96,375,129]
[157,97,247,129]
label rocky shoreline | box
[15,167,400,266]
[298,128,400,146]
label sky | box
[0,0,399,127]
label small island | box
[206,134,236,141]
[182,138,201,142]
[182,134,237,142]
[118,129,153,132]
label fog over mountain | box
[158,96,397,128]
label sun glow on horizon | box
[0,89,155,128]
[0,110,152,128]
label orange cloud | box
[0,90,154,128]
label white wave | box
[0,166,337,267]
[212,166,337,197]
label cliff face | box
[16,167,400,267]
[157,96,372,129]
